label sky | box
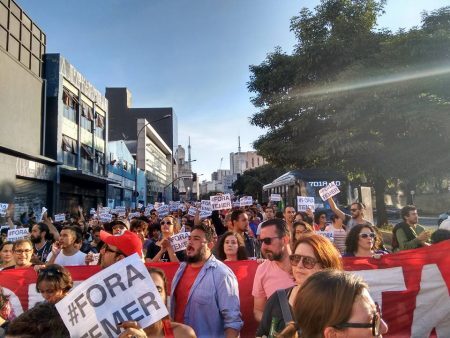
[17,0,450,180]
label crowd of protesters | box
[0,197,448,338]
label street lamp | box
[134,114,171,207]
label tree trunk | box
[374,176,388,226]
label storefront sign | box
[16,159,55,181]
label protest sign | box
[99,213,112,223]
[7,228,29,242]
[88,253,100,266]
[137,203,143,209]
[56,254,168,338]
[89,208,96,215]
[147,203,154,210]
[54,214,66,222]
[232,201,240,208]
[315,231,334,242]
[128,212,141,220]
[179,203,187,212]
[297,196,315,212]
[270,194,281,202]
[169,201,180,212]
[210,194,232,211]
[239,196,253,207]
[169,232,190,252]
[318,181,340,201]
[38,207,47,222]
[200,200,212,212]
[199,210,212,219]
[156,205,169,217]
[99,207,111,214]
[154,202,164,210]
[187,207,197,217]
[0,203,8,216]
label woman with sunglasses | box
[279,270,388,338]
[117,267,196,338]
[145,216,185,263]
[257,234,342,338]
[36,264,73,304]
[344,224,388,258]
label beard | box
[30,236,41,244]
[186,245,207,264]
[262,249,283,261]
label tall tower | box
[188,136,192,170]
[238,136,241,154]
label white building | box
[230,151,266,175]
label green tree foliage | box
[232,164,287,202]
[248,1,450,225]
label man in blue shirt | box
[170,224,243,338]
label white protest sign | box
[147,203,154,210]
[56,254,168,338]
[137,203,143,209]
[54,214,66,222]
[128,212,141,220]
[210,194,232,211]
[169,202,180,212]
[38,207,47,222]
[270,194,281,202]
[180,204,187,212]
[89,208,96,215]
[169,232,190,252]
[7,228,30,242]
[157,205,169,217]
[319,181,341,201]
[239,196,253,207]
[297,196,316,212]
[99,207,111,214]
[144,208,152,217]
[316,231,334,242]
[200,200,212,212]
[154,202,164,209]
[99,213,112,223]
[187,207,198,217]
[0,203,8,216]
[199,210,212,219]
[232,201,240,208]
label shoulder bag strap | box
[277,289,293,324]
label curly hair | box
[36,264,73,295]
[345,224,382,255]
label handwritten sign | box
[169,232,190,252]
[0,203,8,216]
[54,214,66,222]
[270,194,281,202]
[316,231,334,242]
[56,254,168,337]
[239,196,253,207]
[156,205,169,217]
[99,213,112,223]
[7,228,30,242]
[210,194,232,211]
[199,210,212,219]
[319,181,341,201]
[200,200,212,212]
[297,196,315,212]
[187,207,198,217]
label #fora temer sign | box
[56,254,168,338]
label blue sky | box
[17,0,450,179]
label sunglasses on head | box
[258,236,281,245]
[289,254,318,269]
[359,232,375,239]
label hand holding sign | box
[319,182,341,201]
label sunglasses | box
[334,302,382,336]
[289,254,318,269]
[359,233,376,239]
[160,221,173,225]
[104,246,120,254]
[258,236,281,245]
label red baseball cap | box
[100,230,143,258]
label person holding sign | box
[171,224,243,338]
[146,216,185,263]
[328,197,372,233]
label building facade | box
[44,54,110,212]
[230,151,267,175]
[0,0,59,221]
[174,145,194,201]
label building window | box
[62,135,77,167]
[252,158,255,167]
[257,157,260,166]
[95,151,105,176]
[62,88,78,122]
[80,115,92,132]
[81,144,94,172]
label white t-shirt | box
[46,250,86,266]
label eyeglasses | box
[14,249,33,254]
[160,221,173,225]
[334,303,382,336]
[359,233,376,239]
[104,246,120,254]
[258,236,281,245]
[289,254,318,269]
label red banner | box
[1,241,450,337]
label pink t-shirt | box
[252,260,296,299]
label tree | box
[232,164,287,202]
[248,1,450,225]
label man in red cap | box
[99,230,143,268]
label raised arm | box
[327,197,346,220]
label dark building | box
[43,54,111,212]
[0,0,58,221]
[106,87,178,153]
